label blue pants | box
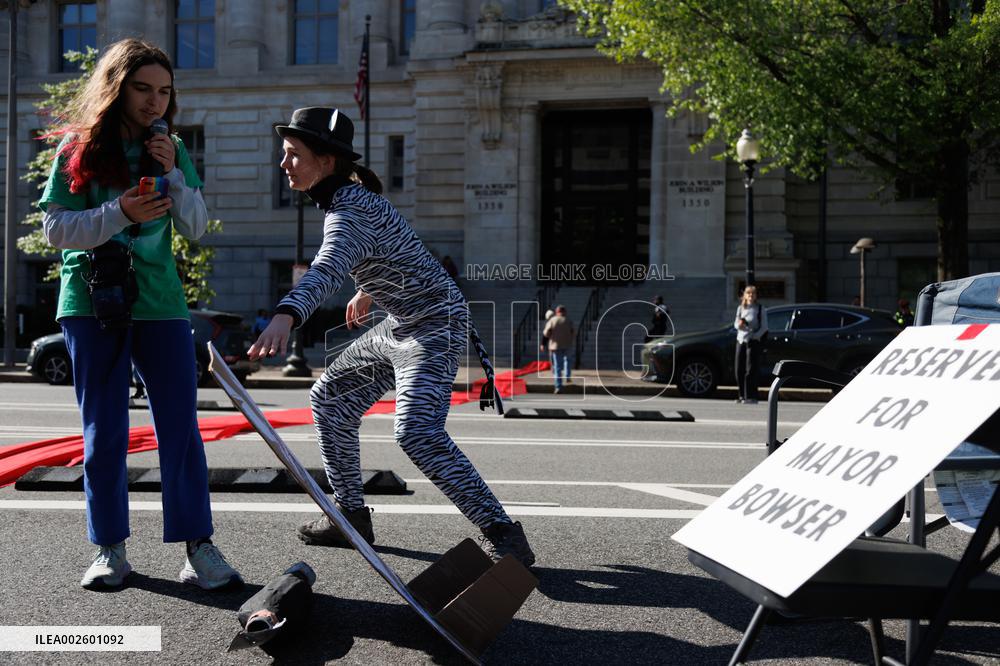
[550,350,572,389]
[61,317,213,545]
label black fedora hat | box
[275,107,362,161]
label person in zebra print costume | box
[249,107,535,567]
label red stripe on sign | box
[957,324,989,340]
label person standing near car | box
[734,285,766,404]
[543,305,575,393]
[645,295,670,343]
[250,106,535,567]
[39,39,241,591]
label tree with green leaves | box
[17,48,221,306]
[562,0,1000,280]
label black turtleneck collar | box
[306,174,353,209]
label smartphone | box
[138,176,169,199]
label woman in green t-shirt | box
[39,38,241,591]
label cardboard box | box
[409,538,538,655]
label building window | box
[175,0,215,69]
[387,135,404,191]
[293,0,338,65]
[57,2,97,72]
[400,0,416,56]
[274,135,292,208]
[176,127,205,181]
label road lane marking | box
[0,430,768,450]
[0,499,943,521]
[615,483,720,506]
[0,499,700,519]
[234,433,763,449]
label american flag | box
[354,32,369,120]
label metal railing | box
[512,284,560,367]
[574,287,604,369]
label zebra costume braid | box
[467,323,503,415]
[272,175,512,529]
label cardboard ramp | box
[208,344,536,664]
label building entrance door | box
[540,108,650,283]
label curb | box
[0,371,45,384]
[15,466,408,494]
[504,407,695,421]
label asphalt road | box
[0,383,996,665]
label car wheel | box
[41,351,72,385]
[676,357,719,398]
[842,358,871,378]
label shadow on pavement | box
[529,564,1000,664]
[126,562,1000,664]
[127,573,256,611]
[372,543,442,564]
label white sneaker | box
[81,542,132,590]
[179,541,243,590]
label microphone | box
[147,118,169,177]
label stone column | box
[517,103,539,265]
[352,2,390,69]
[223,0,264,73]
[352,1,389,42]
[664,109,727,277]
[648,101,668,268]
[412,0,471,59]
[428,0,465,29]
[105,0,145,42]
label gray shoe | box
[179,541,243,590]
[480,521,536,568]
[81,542,131,590]
[298,506,374,548]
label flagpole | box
[364,14,371,167]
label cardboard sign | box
[673,324,1000,598]
[207,344,536,663]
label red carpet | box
[0,361,549,487]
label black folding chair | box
[690,273,1000,665]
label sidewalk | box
[0,362,833,401]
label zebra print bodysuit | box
[274,175,511,529]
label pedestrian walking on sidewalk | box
[39,39,241,591]
[734,285,767,404]
[543,305,575,393]
[250,107,535,567]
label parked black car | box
[641,303,903,398]
[25,309,259,386]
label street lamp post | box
[850,237,877,307]
[3,0,20,367]
[283,191,311,376]
[736,129,760,290]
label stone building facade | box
[2,0,999,344]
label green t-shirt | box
[39,136,204,321]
